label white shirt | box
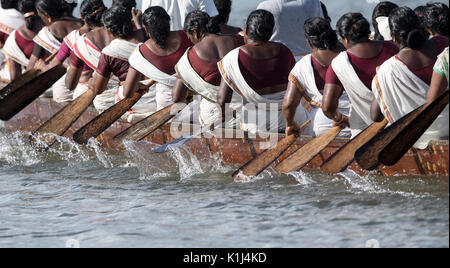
[257,0,323,56]
[142,0,219,31]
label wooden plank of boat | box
[1,97,449,178]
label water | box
[0,130,448,248]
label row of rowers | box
[1,0,449,149]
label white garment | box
[141,0,218,31]
[33,26,62,54]
[375,16,392,41]
[176,48,240,127]
[290,54,351,137]
[73,35,101,70]
[373,56,449,149]
[0,7,24,35]
[257,0,323,56]
[331,52,375,137]
[128,43,177,111]
[218,47,312,134]
[3,30,29,66]
[115,80,157,123]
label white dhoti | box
[176,48,241,128]
[331,52,375,137]
[290,54,351,137]
[373,56,449,149]
[218,48,312,134]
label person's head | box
[36,0,68,25]
[143,6,170,49]
[112,0,136,11]
[80,0,106,28]
[321,1,331,23]
[102,4,133,39]
[1,0,19,9]
[336,13,371,47]
[62,0,78,16]
[372,1,398,41]
[244,9,275,42]
[414,5,430,39]
[424,2,449,37]
[184,10,220,44]
[389,7,427,50]
[19,0,41,30]
[213,0,232,25]
[304,17,338,51]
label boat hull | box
[1,97,449,178]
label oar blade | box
[113,103,179,143]
[380,90,449,166]
[321,120,388,174]
[73,88,147,144]
[274,125,342,174]
[31,89,96,149]
[0,64,66,121]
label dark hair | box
[19,0,41,30]
[304,17,338,50]
[184,10,220,38]
[143,6,170,49]
[102,5,133,39]
[112,0,136,10]
[321,1,331,23]
[336,13,371,43]
[424,2,449,37]
[245,9,275,42]
[80,0,106,27]
[63,0,77,16]
[389,7,427,50]
[414,5,430,39]
[36,0,67,19]
[372,1,398,40]
[213,0,231,25]
[1,0,19,9]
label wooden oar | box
[73,80,156,144]
[0,52,58,99]
[113,102,186,143]
[320,119,388,174]
[31,89,96,150]
[232,120,311,180]
[379,90,449,166]
[274,124,343,174]
[354,98,439,170]
[0,63,66,121]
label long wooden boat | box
[1,97,449,178]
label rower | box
[217,9,311,134]
[121,6,194,122]
[88,4,147,114]
[141,0,218,31]
[321,12,399,138]
[428,47,449,104]
[63,0,107,101]
[212,0,242,35]
[423,3,448,39]
[257,0,323,61]
[2,0,43,81]
[283,17,350,138]
[0,0,25,81]
[371,7,449,149]
[28,0,82,102]
[172,10,244,128]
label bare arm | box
[427,70,448,103]
[323,83,350,127]
[123,67,144,98]
[26,44,47,71]
[172,78,190,103]
[65,64,83,90]
[90,72,109,95]
[217,79,234,121]
[370,98,385,122]
[283,81,303,128]
[8,59,22,81]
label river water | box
[1,0,449,248]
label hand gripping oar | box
[354,92,449,170]
[113,102,187,144]
[378,90,449,167]
[31,89,97,150]
[73,80,156,144]
[274,124,343,174]
[0,52,58,99]
[232,120,311,180]
[0,62,66,121]
[320,119,388,174]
